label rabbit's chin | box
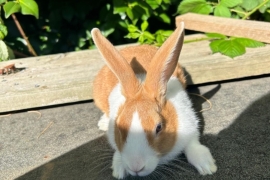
[121,150,160,177]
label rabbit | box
[91,22,217,179]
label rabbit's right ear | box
[144,22,185,104]
[91,28,139,98]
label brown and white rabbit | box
[91,22,217,179]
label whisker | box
[88,155,113,162]
[88,156,112,170]
[156,165,175,179]
[88,147,113,152]
[168,162,193,173]
[159,165,176,175]
[88,161,112,175]
[91,152,113,157]
[169,158,192,167]
[94,163,112,177]
[151,170,165,180]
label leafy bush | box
[177,0,270,57]
[1,0,180,59]
[0,0,269,61]
[177,0,270,20]
[206,33,265,58]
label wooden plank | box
[176,13,270,43]
[1,34,270,112]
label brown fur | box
[93,45,186,115]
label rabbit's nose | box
[128,164,145,175]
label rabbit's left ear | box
[144,22,185,104]
[91,28,140,98]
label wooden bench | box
[1,14,270,113]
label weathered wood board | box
[1,34,270,112]
[176,13,270,43]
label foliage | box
[114,0,177,46]
[207,33,265,58]
[177,0,270,19]
[176,0,270,58]
[0,0,269,60]
[0,0,38,61]
[119,0,270,58]
[4,0,178,57]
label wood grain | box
[176,13,270,43]
[1,34,270,112]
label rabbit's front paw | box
[112,151,127,179]
[97,114,109,131]
[185,142,217,175]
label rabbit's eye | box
[155,123,162,135]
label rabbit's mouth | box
[127,167,155,177]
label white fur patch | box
[107,83,126,150]
[97,114,109,131]
[122,111,158,176]
[185,138,217,175]
[125,111,148,150]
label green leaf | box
[218,39,246,58]
[0,24,7,40]
[126,5,146,24]
[138,34,145,43]
[141,21,148,31]
[155,0,162,5]
[142,31,155,40]
[125,32,141,39]
[154,30,172,46]
[0,40,9,61]
[127,24,138,32]
[156,34,164,44]
[101,27,115,37]
[136,1,151,18]
[159,13,170,24]
[234,38,265,48]
[163,0,170,4]
[258,0,270,13]
[231,14,240,19]
[7,45,15,59]
[118,21,128,28]
[0,0,6,4]
[220,0,242,8]
[113,0,127,14]
[126,8,136,23]
[178,0,206,12]
[19,0,39,19]
[146,0,159,9]
[214,4,231,17]
[206,33,227,39]
[233,6,246,18]
[177,0,213,15]
[209,39,223,53]
[3,2,21,19]
[241,0,258,11]
[160,30,173,37]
